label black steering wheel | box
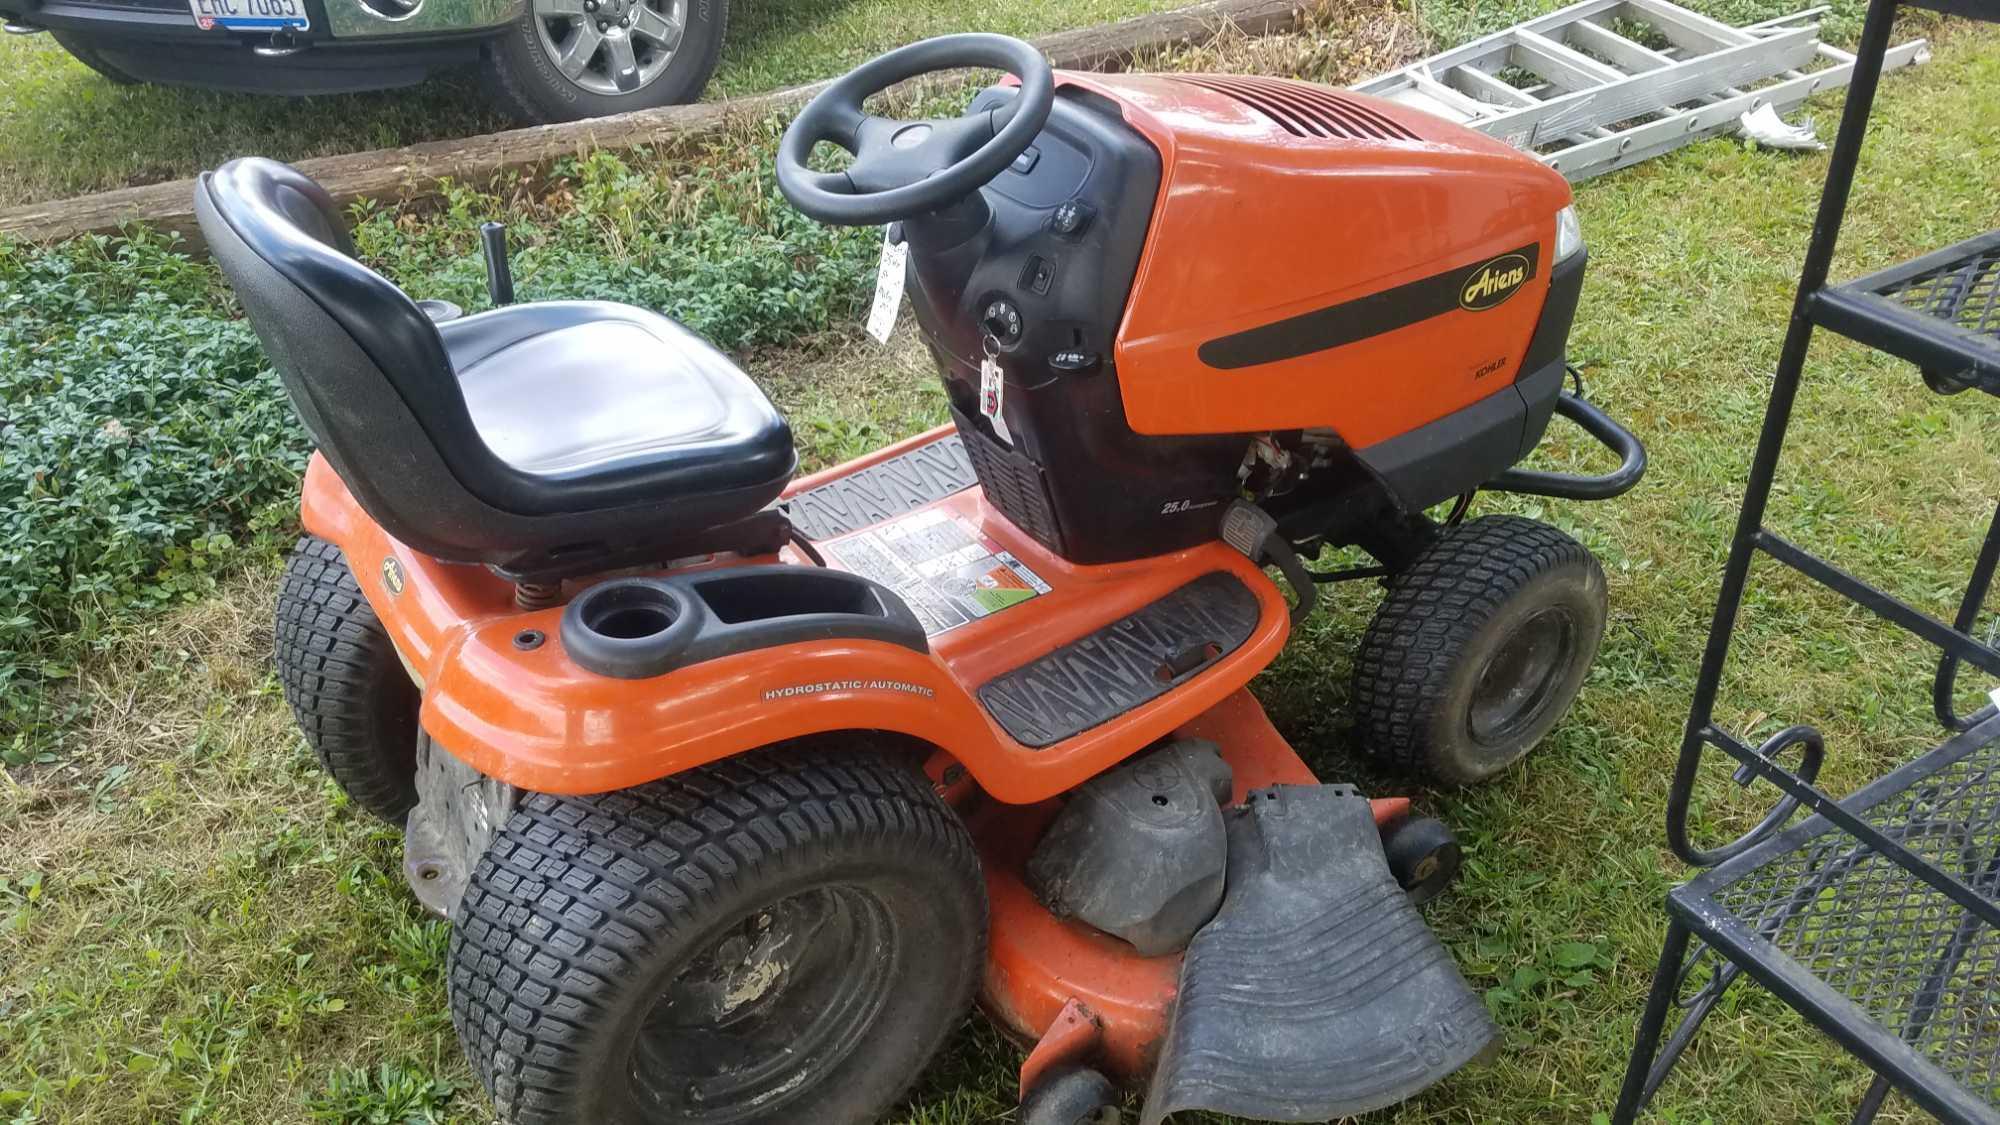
[776,33,1055,227]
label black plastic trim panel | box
[978,572,1261,748]
[784,434,977,541]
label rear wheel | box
[480,0,725,124]
[274,535,421,823]
[1352,515,1607,785]
[448,741,987,1124]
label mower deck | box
[967,687,1413,1085]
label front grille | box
[1174,75,1420,142]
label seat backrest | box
[195,158,523,562]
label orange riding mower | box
[198,33,1645,1125]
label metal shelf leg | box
[1613,919,1695,1123]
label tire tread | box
[1352,515,1603,782]
[449,743,984,1123]
[274,535,420,822]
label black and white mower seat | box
[194,157,795,579]
[440,301,790,486]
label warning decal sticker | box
[823,508,1051,637]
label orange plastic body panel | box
[300,431,1291,802]
[976,688,1410,1083]
[1055,72,1573,449]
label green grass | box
[0,0,1192,208]
[2,7,1997,1125]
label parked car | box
[0,0,725,122]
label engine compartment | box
[898,74,1579,566]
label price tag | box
[865,228,909,344]
[979,340,1011,445]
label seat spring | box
[515,581,563,611]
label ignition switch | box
[981,299,1024,346]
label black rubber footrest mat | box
[1140,786,1496,1124]
[977,572,1260,749]
[784,435,977,541]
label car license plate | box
[189,0,308,32]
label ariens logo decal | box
[380,557,405,597]
[1198,241,1542,369]
[1460,253,1533,311]
[763,679,936,702]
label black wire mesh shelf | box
[1670,712,2000,1124]
[1813,231,2000,397]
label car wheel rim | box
[1467,606,1575,747]
[532,0,684,97]
[626,885,896,1121]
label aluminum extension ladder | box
[1352,0,1930,181]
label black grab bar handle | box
[1489,391,1647,501]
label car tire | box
[274,535,422,824]
[449,739,987,1124]
[50,32,141,85]
[1351,515,1607,786]
[480,0,726,124]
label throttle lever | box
[480,221,515,306]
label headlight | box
[1555,205,1585,261]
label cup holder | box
[554,565,929,681]
[561,579,695,679]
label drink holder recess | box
[559,565,928,680]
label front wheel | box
[449,741,987,1124]
[480,0,726,124]
[1351,515,1607,786]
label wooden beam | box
[0,0,1311,250]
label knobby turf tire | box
[1352,515,1607,786]
[275,535,421,823]
[448,741,988,1125]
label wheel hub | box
[628,885,896,1121]
[1468,606,1577,745]
[531,0,685,97]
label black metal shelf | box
[1812,230,2000,397]
[1671,712,2000,1125]
[1614,1,2000,1120]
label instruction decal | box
[823,508,1050,636]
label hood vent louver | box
[1174,75,1420,142]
